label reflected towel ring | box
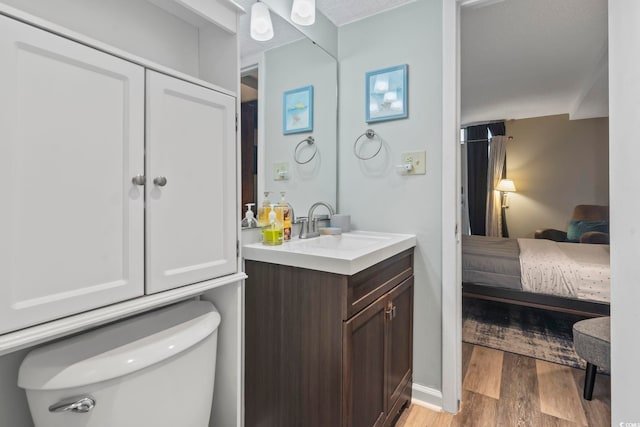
[353,129,382,160]
[294,136,317,164]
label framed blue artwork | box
[365,64,408,123]
[283,85,313,134]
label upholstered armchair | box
[534,205,609,244]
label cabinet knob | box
[153,176,168,187]
[131,174,145,186]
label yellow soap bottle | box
[257,191,271,226]
[262,204,283,245]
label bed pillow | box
[567,220,609,243]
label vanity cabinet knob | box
[131,175,145,186]
[153,176,168,187]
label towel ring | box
[294,136,317,164]
[353,129,382,160]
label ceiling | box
[316,0,415,26]
[461,0,608,124]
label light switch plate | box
[400,151,426,174]
[273,162,289,180]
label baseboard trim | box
[411,383,443,411]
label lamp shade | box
[251,2,274,41]
[496,179,516,192]
[291,0,315,26]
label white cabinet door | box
[0,16,145,334]
[146,70,237,294]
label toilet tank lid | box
[18,300,221,391]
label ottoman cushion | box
[573,317,610,369]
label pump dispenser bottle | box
[241,203,258,228]
[278,192,292,240]
[262,203,283,245]
[258,192,271,226]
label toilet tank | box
[18,300,221,427]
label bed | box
[462,235,610,316]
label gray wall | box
[609,0,640,423]
[263,38,338,214]
[338,0,444,401]
[504,114,609,238]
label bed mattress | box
[462,235,610,304]
[462,235,521,290]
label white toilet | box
[18,300,221,427]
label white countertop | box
[243,231,416,275]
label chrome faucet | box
[299,202,335,239]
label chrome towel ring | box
[294,136,317,164]
[353,129,382,160]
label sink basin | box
[243,231,416,275]
[289,232,392,251]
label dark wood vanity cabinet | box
[245,248,414,427]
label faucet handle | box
[297,217,308,239]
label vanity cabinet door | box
[0,15,145,334]
[343,276,414,427]
[343,296,388,427]
[145,70,237,294]
[385,277,414,422]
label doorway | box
[443,0,611,420]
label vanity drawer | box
[344,249,413,319]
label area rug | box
[462,298,598,371]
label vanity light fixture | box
[291,0,315,26]
[250,1,274,41]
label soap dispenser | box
[241,203,258,228]
[262,204,283,245]
[278,192,292,241]
[257,192,271,226]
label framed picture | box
[365,64,408,123]
[283,85,313,134]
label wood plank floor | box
[396,343,610,427]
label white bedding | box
[517,238,610,303]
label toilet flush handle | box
[49,396,96,414]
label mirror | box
[238,2,338,222]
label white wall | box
[504,114,609,238]
[263,38,338,215]
[338,0,444,404]
[0,0,200,76]
[609,0,640,423]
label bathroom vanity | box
[244,232,416,427]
